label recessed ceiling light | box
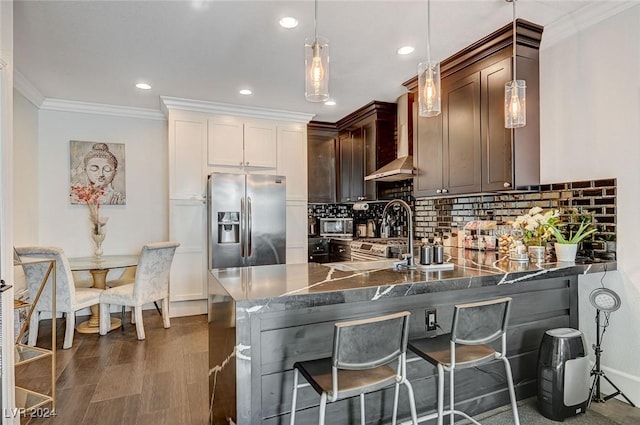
[136,82,152,90]
[324,100,336,106]
[397,46,415,55]
[279,17,298,29]
[239,89,252,95]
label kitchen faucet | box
[382,199,415,269]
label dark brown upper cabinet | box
[307,122,338,203]
[309,101,396,203]
[405,19,543,198]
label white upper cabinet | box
[277,124,308,201]
[208,116,276,169]
[168,112,207,199]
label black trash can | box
[537,328,590,421]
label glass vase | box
[91,225,106,258]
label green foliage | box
[549,219,597,244]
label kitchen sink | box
[326,259,399,272]
[327,259,455,272]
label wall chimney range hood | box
[364,155,414,182]
[365,93,415,182]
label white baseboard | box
[169,299,207,317]
[593,364,640,407]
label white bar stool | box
[289,311,418,425]
[408,297,520,425]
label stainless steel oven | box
[320,218,353,238]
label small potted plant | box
[548,209,597,262]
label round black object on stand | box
[537,328,590,421]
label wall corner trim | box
[40,98,166,121]
[160,96,316,124]
[542,1,639,48]
[14,69,45,107]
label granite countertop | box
[209,248,616,308]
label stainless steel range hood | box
[364,155,414,182]
[365,93,415,182]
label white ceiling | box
[13,0,631,122]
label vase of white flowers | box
[512,207,560,261]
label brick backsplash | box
[309,178,616,256]
[414,178,616,256]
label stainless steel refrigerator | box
[207,172,286,269]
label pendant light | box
[305,0,329,102]
[505,0,526,128]
[418,0,441,117]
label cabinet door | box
[362,120,377,200]
[208,117,244,167]
[350,127,365,201]
[338,132,353,202]
[482,57,513,191]
[244,120,277,168]
[169,117,207,198]
[307,127,337,203]
[414,100,444,197]
[277,124,307,201]
[442,72,481,194]
[169,199,207,301]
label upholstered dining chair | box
[99,241,180,340]
[15,246,104,349]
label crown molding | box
[542,1,639,48]
[160,96,315,124]
[40,98,166,121]
[14,69,45,107]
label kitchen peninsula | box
[208,250,614,425]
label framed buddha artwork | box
[69,140,126,205]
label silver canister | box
[434,245,444,264]
[420,245,432,265]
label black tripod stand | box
[588,308,636,407]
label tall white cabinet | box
[162,98,313,315]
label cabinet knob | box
[442,189,449,194]
[436,189,442,194]
[503,182,511,188]
[239,161,243,166]
[245,161,250,166]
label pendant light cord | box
[426,0,432,63]
[314,0,319,42]
[512,0,517,79]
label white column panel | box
[277,124,308,201]
[286,200,308,264]
[169,117,206,198]
[169,199,207,301]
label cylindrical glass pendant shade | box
[305,36,330,102]
[505,79,526,128]
[418,61,441,117]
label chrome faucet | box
[382,199,415,269]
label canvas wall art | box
[69,140,126,205]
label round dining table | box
[68,254,139,333]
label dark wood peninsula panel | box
[405,19,543,197]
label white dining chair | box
[99,241,179,340]
[15,246,104,349]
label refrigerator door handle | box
[248,196,253,257]
[240,197,245,258]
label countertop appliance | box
[350,238,417,261]
[208,172,286,268]
[320,217,353,238]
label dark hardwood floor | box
[16,311,208,425]
[15,311,640,425]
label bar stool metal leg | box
[503,356,521,425]
[360,393,365,425]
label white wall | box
[540,6,640,402]
[13,89,39,247]
[35,109,168,257]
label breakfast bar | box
[208,250,615,425]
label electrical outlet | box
[425,309,437,332]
